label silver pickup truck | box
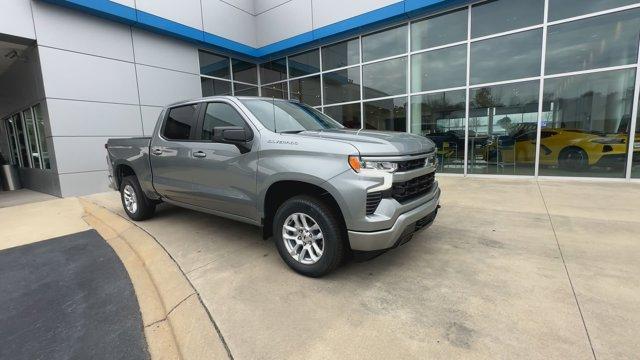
[106,96,441,277]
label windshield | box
[240,99,344,133]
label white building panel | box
[32,1,134,62]
[256,0,313,47]
[140,106,164,136]
[254,0,291,15]
[52,136,112,174]
[312,0,402,29]
[110,0,136,7]
[202,0,257,47]
[58,170,111,196]
[136,64,201,107]
[38,46,139,104]
[222,0,255,15]
[0,0,36,39]
[47,99,143,137]
[136,0,203,31]
[132,28,199,74]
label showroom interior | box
[1,0,640,197]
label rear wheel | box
[120,175,156,221]
[273,196,346,277]
[559,147,589,172]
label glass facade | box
[2,103,50,169]
[197,0,640,179]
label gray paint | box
[107,96,440,251]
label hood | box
[295,129,436,156]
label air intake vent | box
[366,192,383,215]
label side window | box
[163,105,198,140]
[201,102,247,141]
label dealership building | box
[1,0,640,196]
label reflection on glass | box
[362,25,407,62]
[411,44,466,92]
[289,49,320,78]
[411,8,467,50]
[260,58,287,84]
[4,117,21,166]
[322,38,359,71]
[546,9,640,75]
[411,90,466,173]
[468,81,539,175]
[364,97,407,132]
[549,0,637,21]
[323,67,361,105]
[324,103,361,129]
[199,51,230,79]
[234,84,259,96]
[633,98,640,178]
[201,78,232,96]
[470,29,542,85]
[32,104,50,169]
[290,75,321,106]
[13,114,30,167]
[23,109,41,169]
[232,59,258,84]
[363,57,407,99]
[471,0,544,38]
[261,82,288,99]
[539,69,635,178]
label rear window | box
[163,104,198,140]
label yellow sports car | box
[510,129,640,171]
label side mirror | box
[213,126,249,143]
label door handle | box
[193,151,207,158]
[151,148,163,156]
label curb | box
[80,199,230,360]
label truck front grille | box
[391,172,435,203]
[366,192,383,215]
[396,158,426,172]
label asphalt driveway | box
[86,177,640,359]
[0,230,148,360]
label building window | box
[471,0,544,38]
[261,82,288,99]
[470,29,542,85]
[324,103,361,129]
[288,49,320,78]
[363,57,407,99]
[232,59,258,84]
[323,67,361,105]
[468,81,540,175]
[3,103,50,169]
[545,9,640,75]
[322,38,360,71]
[539,69,635,178]
[548,0,638,21]
[199,51,230,79]
[411,44,466,92]
[362,25,407,62]
[411,8,467,51]
[410,90,466,173]
[289,75,321,106]
[364,97,407,132]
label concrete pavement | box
[85,177,640,360]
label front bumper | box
[347,187,441,251]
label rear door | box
[149,103,202,204]
[187,100,259,221]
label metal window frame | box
[195,0,640,181]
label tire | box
[273,195,346,277]
[120,175,156,221]
[558,147,589,172]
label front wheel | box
[120,175,156,221]
[273,196,346,277]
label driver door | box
[187,100,259,221]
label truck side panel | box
[107,137,158,200]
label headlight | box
[591,138,625,144]
[348,156,398,173]
[425,153,438,168]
